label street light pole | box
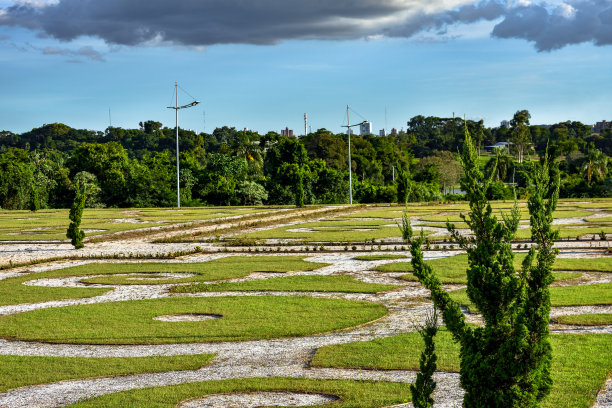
[167,82,199,208]
[341,106,367,206]
[347,105,352,205]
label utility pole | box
[167,82,199,208]
[347,105,352,205]
[304,113,308,137]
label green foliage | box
[404,125,559,407]
[66,182,86,249]
[410,308,438,408]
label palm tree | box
[582,149,608,184]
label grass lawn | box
[0,296,387,344]
[450,283,612,309]
[353,254,408,261]
[0,207,276,241]
[172,275,400,294]
[311,331,611,408]
[0,256,327,306]
[0,354,214,393]
[554,314,612,326]
[66,377,412,408]
[374,253,606,283]
[420,209,595,223]
[235,218,416,243]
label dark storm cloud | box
[491,0,612,51]
[0,0,410,45]
[0,0,610,52]
[387,0,506,37]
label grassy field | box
[173,275,400,294]
[311,331,612,408]
[66,378,412,408]
[374,253,609,283]
[0,256,327,306]
[554,314,612,326]
[0,207,277,241]
[450,283,612,309]
[0,354,215,393]
[0,296,387,344]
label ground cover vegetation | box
[553,313,612,326]
[0,206,275,241]
[1,111,609,211]
[0,354,215,393]
[404,125,561,407]
[0,256,326,306]
[375,253,610,283]
[311,331,611,408]
[65,377,412,408]
[450,282,612,309]
[172,275,400,294]
[0,296,387,344]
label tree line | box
[0,111,609,209]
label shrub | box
[66,182,86,249]
[404,128,559,407]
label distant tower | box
[304,113,308,136]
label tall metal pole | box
[347,105,352,205]
[175,82,180,208]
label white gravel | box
[0,222,609,407]
[178,391,339,407]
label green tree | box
[582,148,608,184]
[66,182,87,249]
[410,308,438,408]
[510,110,531,163]
[404,126,559,407]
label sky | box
[0,0,611,135]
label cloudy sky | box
[1,0,611,134]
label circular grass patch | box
[0,296,387,344]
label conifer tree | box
[404,126,559,407]
[66,182,87,249]
[410,307,438,408]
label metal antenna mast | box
[167,82,200,208]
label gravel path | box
[0,235,609,406]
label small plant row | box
[0,247,208,271]
[154,205,367,243]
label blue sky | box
[0,0,611,135]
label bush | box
[66,182,86,249]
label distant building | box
[485,141,513,152]
[391,128,398,135]
[360,121,373,136]
[281,127,294,137]
[500,120,510,129]
[593,121,611,133]
[379,129,387,137]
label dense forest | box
[0,110,610,209]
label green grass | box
[66,377,412,408]
[375,253,608,284]
[554,314,612,326]
[420,209,594,223]
[0,296,387,344]
[353,254,408,261]
[0,354,215,393]
[450,283,612,309]
[311,332,611,408]
[0,256,327,306]
[172,275,400,294]
[0,207,277,241]
[234,218,434,243]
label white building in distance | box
[360,121,373,136]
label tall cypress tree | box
[405,126,558,407]
[66,182,87,249]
